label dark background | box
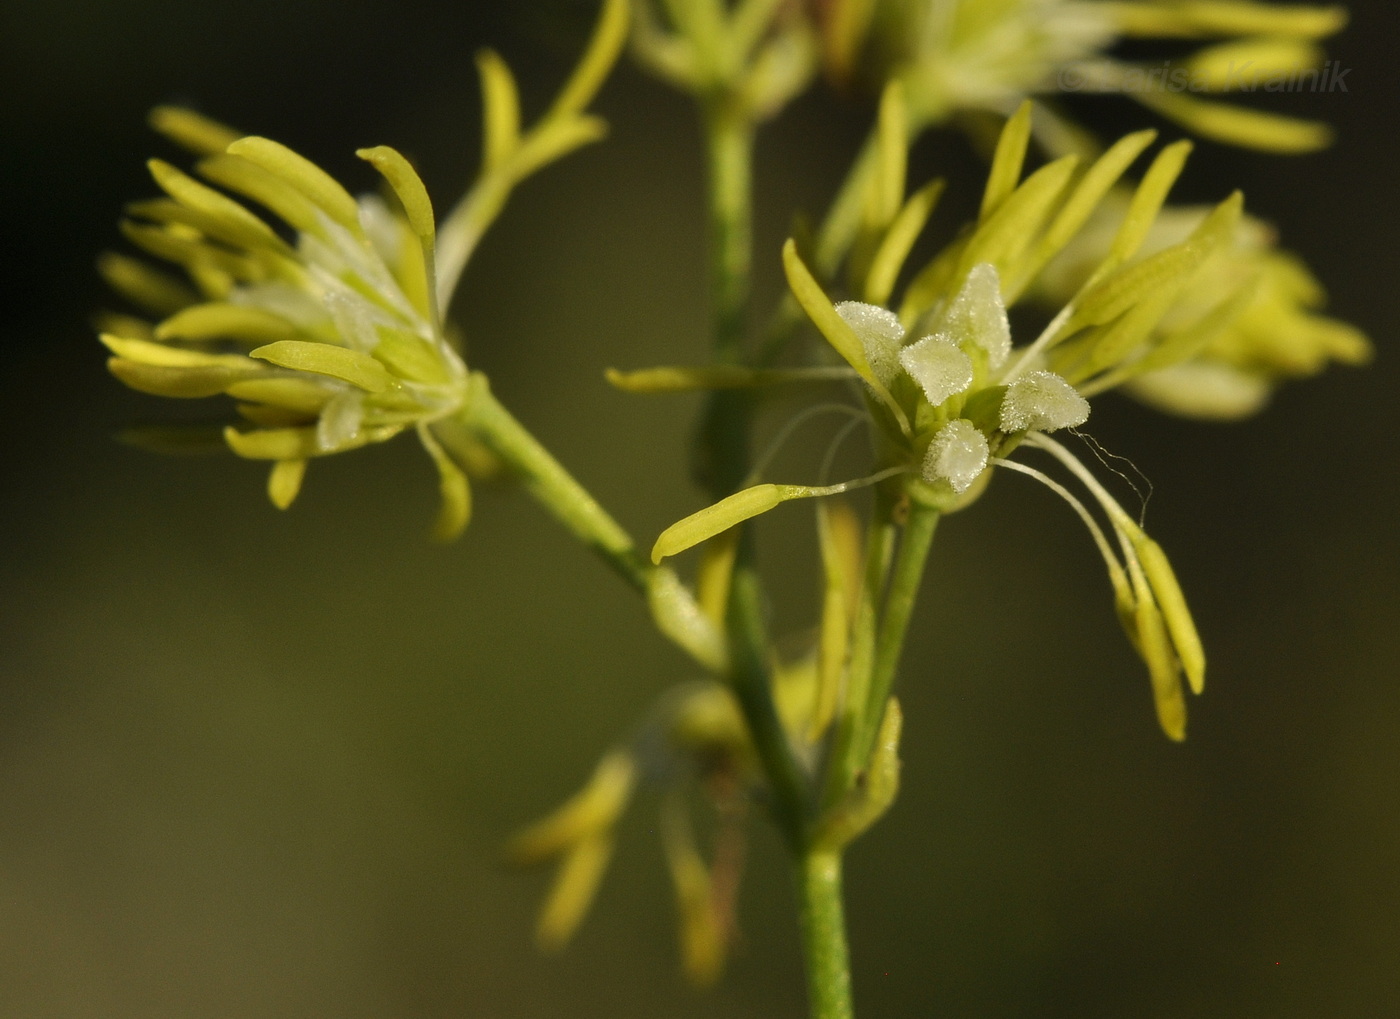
[1,1,1397,1015]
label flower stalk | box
[797,851,855,1019]
[442,372,726,673]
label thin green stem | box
[444,377,726,672]
[856,495,939,764]
[796,850,854,1019]
[695,106,756,496]
[727,557,809,847]
[445,375,649,591]
[706,106,752,362]
[696,99,808,839]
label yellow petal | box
[476,49,521,172]
[534,834,614,952]
[695,528,740,628]
[604,364,854,392]
[1134,91,1332,154]
[864,178,945,307]
[100,333,258,369]
[197,153,322,235]
[417,423,472,542]
[373,329,453,385]
[97,252,198,316]
[1106,2,1346,40]
[1131,534,1205,695]
[507,750,636,864]
[223,425,319,460]
[1076,191,1243,329]
[958,155,1078,281]
[1012,129,1158,298]
[1106,140,1195,272]
[1135,597,1187,742]
[156,303,302,344]
[812,498,862,742]
[652,484,789,564]
[120,220,264,283]
[660,796,727,987]
[1185,37,1325,90]
[148,105,242,156]
[355,146,434,242]
[147,159,290,254]
[226,137,363,234]
[980,100,1033,220]
[108,359,255,398]
[267,459,307,509]
[223,423,399,459]
[871,80,907,230]
[225,377,336,414]
[249,340,394,393]
[781,239,908,431]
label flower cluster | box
[99,109,474,535]
[98,0,631,538]
[820,0,1348,153]
[1036,193,1372,417]
[646,103,1261,739]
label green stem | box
[727,557,809,847]
[447,375,649,591]
[444,377,726,672]
[698,88,858,1019]
[695,105,756,496]
[705,105,752,362]
[696,100,808,839]
[856,495,939,764]
[797,850,854,1019]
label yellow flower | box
[1036,193,1372,417]
[98,0,631,539]
[819,0,1347,153]
[98,113,474,537]
[641,104,1235,738]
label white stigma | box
[1000,370,1090,432]
[922,419,989,493]
[934,263,1011,369]
[899,335,974,406]
[836,301,905,385]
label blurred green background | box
[1,1,1397,1015]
